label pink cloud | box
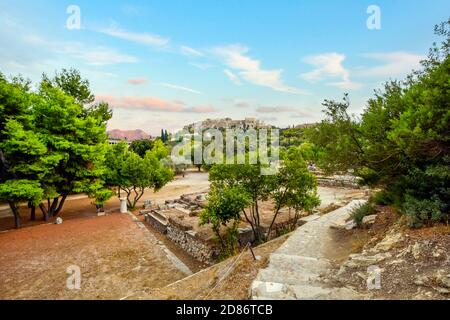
[127,77,149,85]
[97,95,218,114]
[97,94,184,112]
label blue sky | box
[0,0,449,135]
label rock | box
[55,217,63,225]
[387,259,405,266]
[435,271,450,288]
[413,275,430,286]
[373,232,404,251]
[330,218,357,230]
[362,215,377,227]
[432,248,445,258]
[411,243,422,259]
[434,287,450,295]
[413,288,435,299]
[345,252,392,268]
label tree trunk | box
[9,201,21,229]
[48,197,59,217]
[39,203,49,221]
[53,194,68,217]
[30,205,36,221]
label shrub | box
[351,203,376,226]
[370,190,395,206]
[402,195,447,228]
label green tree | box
[0,180,43,228]
[34,73,111,218]
[105,143,174,208]
[209,157,277,243]
[308,20,450,227]
[266,147,320,239]
[200,185,251,257]
[130,139,154,158]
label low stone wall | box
[166,224,219,264]
[317,175,362,189]
[144,211,168,234]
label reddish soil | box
[0,213,186,300]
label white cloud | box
[223,69,241,85]
[24,35,138,66]
[301,52,362,90]
[213,45,306,94]
[159,83,203,95]
[360,52,424,77]
[99,25,169,47]
[180,45,204,57]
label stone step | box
[287,284,361,300]
[258,267,320,285]
[269,254,332,273]
[251,281,295,300]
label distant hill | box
[107,129,151,142]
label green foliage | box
[370,190,395,206]
[104,142,174,208]
[0,69,112,227]
[151,139,170,161]
[0,180,43,206]
[200,185,251,258]
[130,139,154,158]
[264,147,320,238]
[351,203,376,226]
[308,21,450,227]
[209,148,320,243]
[402,195,447,228]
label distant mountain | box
[107,129,151,141]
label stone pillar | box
[120,198,128,214]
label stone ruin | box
[141,192,220,264]
[141,192,257,264]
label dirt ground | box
[130,234,291,300]
[0,171,210,300]
[0,213,187,300]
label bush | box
[351,203,376,226]
[402,195,447,228]
[370,190,395,206]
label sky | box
[0,0,449,136]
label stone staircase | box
[251,200,367,300]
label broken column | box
[120,198,128,213]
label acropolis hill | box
[184,118,271,132]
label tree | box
[266,147,320,239]
[0,76,57,227]
[200,185,251,257]
[105,143,174,208]
[151,139,170,160]
[130,139,154,158]
[209,157,277,243]
[308,20,450,227]
[0,180,43,228]
[32,80,111,219]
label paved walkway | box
[251,200,367,300]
